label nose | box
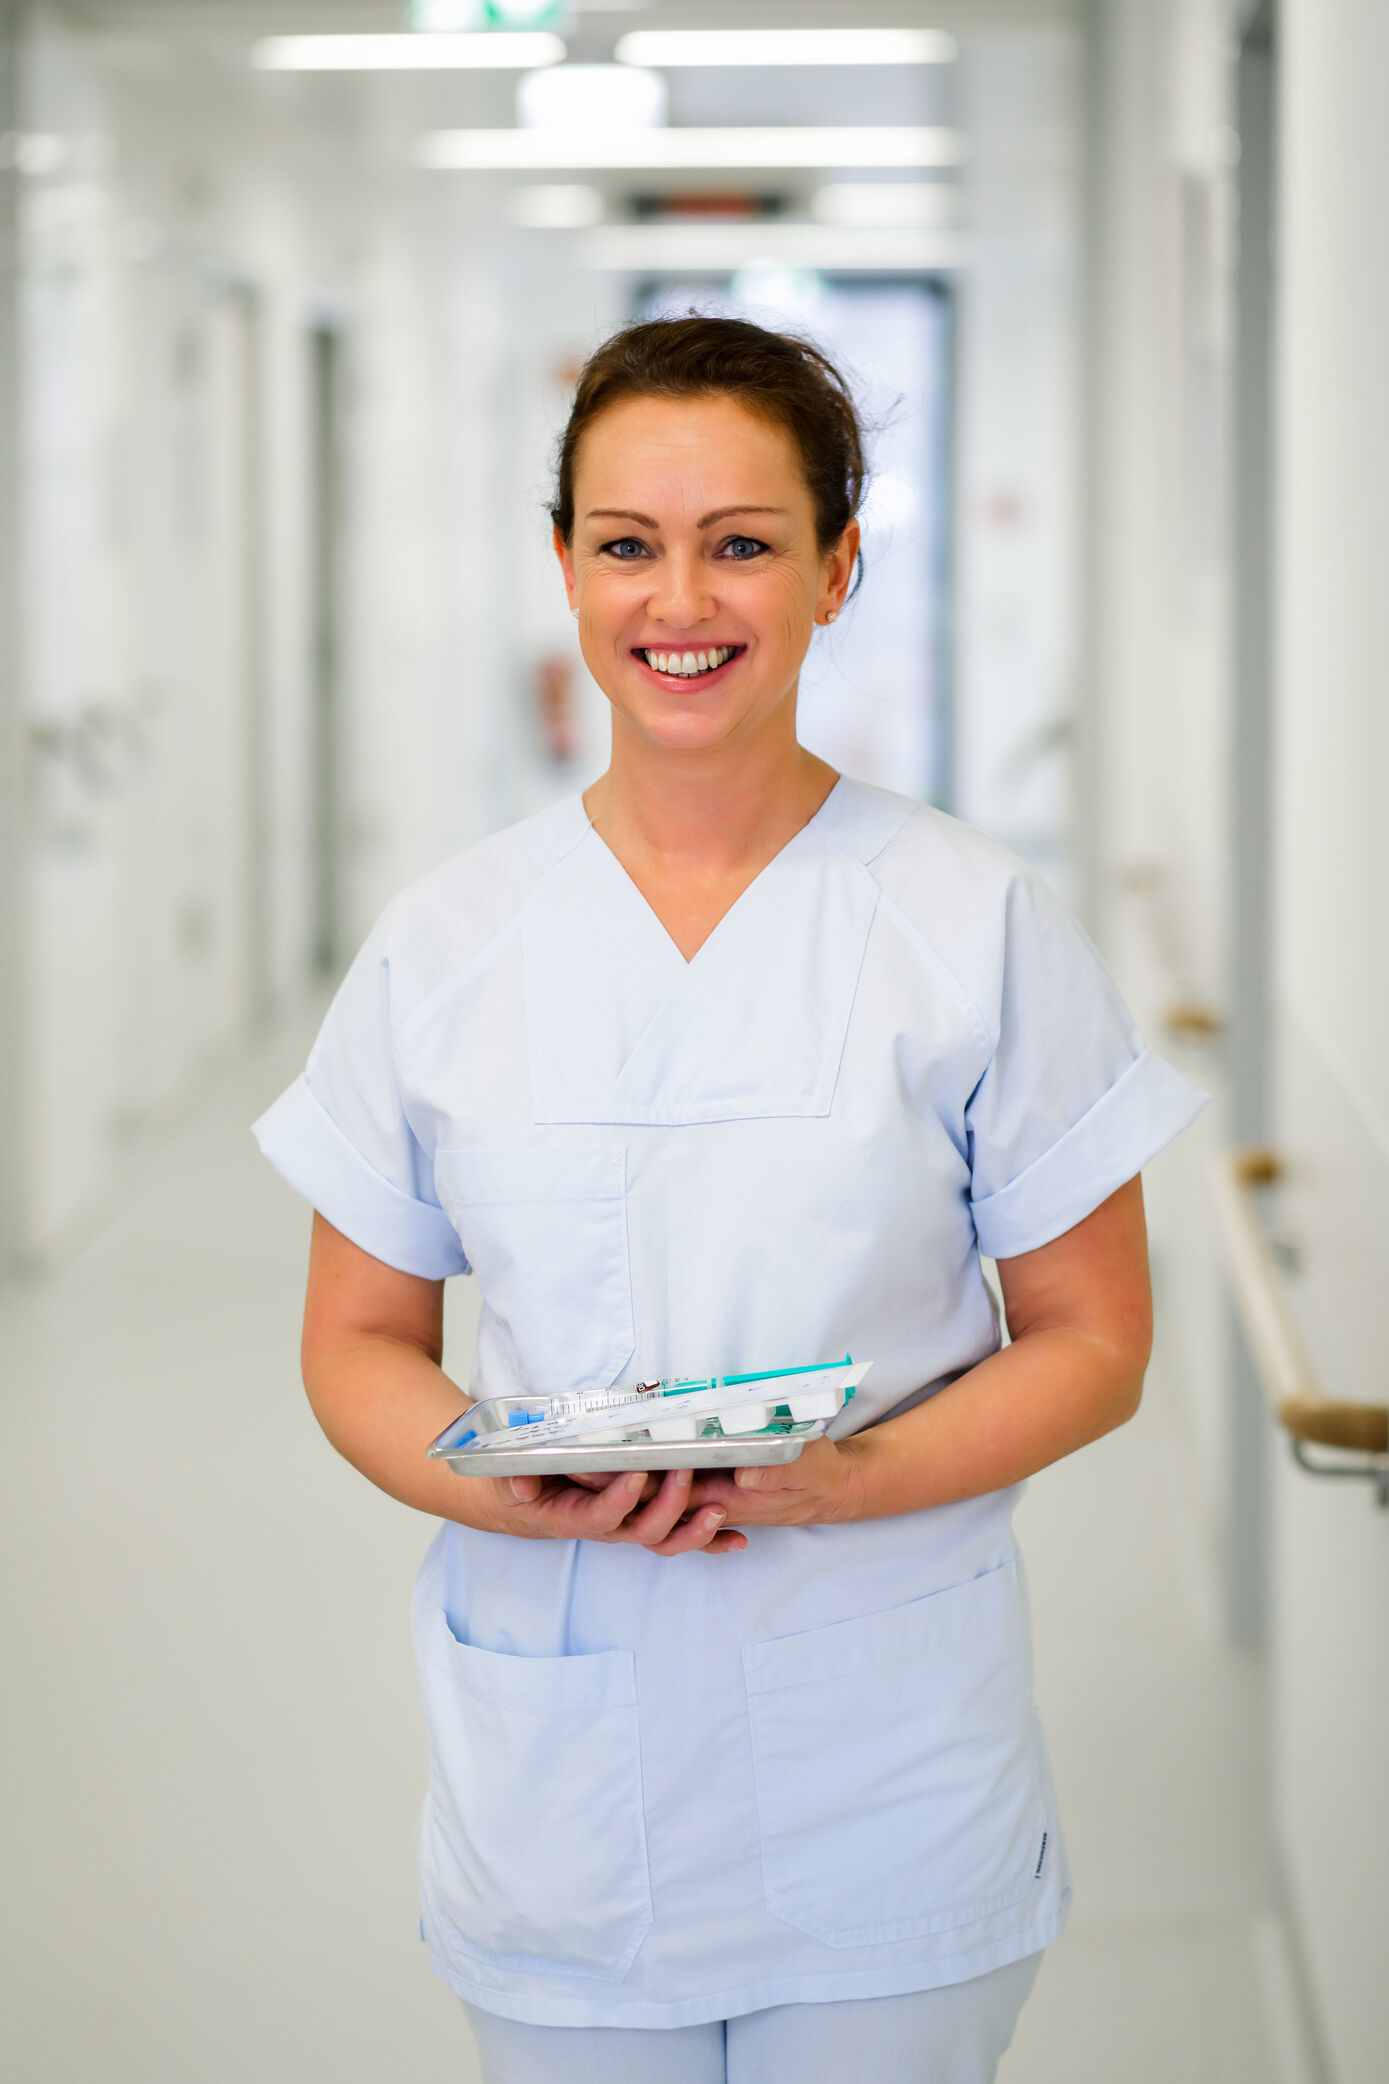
[647,548,715,632]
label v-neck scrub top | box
[254,779,1204,2030]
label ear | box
[818,519,860,623]
[554,525,579,613]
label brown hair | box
[550,314,867,556]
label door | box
[308,322,346,977]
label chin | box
[625,700,748,753]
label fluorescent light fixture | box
[581,221,964,272]
[517,63,666,131]
[417,126,964,170]
[813,181,957,227]
[510,182,606,227]
[615,29,957,68]
[252,32,565,71]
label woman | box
[254,316,1203,2083]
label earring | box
[825,608,839,624]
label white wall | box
[15,13,334,1250]
[1083,0,1240,1580]
[954,23,1082,894]
[1087,2,1389,2075]
[11,11,494,1255]
[1272,7,1389,2077]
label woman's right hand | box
[480,1466,747,1556]
[299,1217,747,1554]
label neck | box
[585,706,838,871]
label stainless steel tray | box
[428,1405,828,1479]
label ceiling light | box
[252,32,565,71]
[615,29,957,68]
[812,182,957,227]
[509,182,606,228]
[517,63,666,131]
[416,126,964,170]
[580,222,964,272]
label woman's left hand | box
[692,1437,866,1528]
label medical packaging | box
[428,1357,870,1477]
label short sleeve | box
[966,873,1206,1259]
[251,916,468,1280]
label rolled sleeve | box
[251,905,469,1281]
[970,1048,1205,1259]
[253,1076,468,1279]
[963,867,1207,1260]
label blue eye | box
[601,537,650,560]
[721,535,768,561]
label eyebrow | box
[585,505,789,529]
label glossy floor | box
[0,1017,1298,2083]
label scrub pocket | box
[417,1599,654,1979]
[434,1143,635,1391]
[741,1559,1045,1949]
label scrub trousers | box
[463,1952,1042,2084]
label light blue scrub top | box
[254,779,1204,2029]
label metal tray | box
[428,1405,828,1479]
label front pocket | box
[417,1600,653,1979]
[742,1560,1045,1948]
[434,1143,635,1392]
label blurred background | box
[0,3,1384,2080]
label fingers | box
[580,1470,649,1533]
[505,1469,646,1538]
[735,1459,799,1491]
[619,1467,698,1547]
[603,1469,745,1556]
[496,1467,753,1553]
[648,1505,743,1556]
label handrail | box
[1211,1147,1389,1465]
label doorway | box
[1225,0,1276,1646]
[308,322,346,978]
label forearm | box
[840,1326,1144,1521]
[303,1335,499,1531]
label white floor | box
[0,1018,1292,2083]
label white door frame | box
[1225,0,1278,1646]
[0,0,25,1279]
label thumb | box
[736,1463,782,1491]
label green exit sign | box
[408,0,566,27]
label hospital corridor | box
[1,4,1385,2082]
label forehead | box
[572,393,811,516]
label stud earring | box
[825,608,839,624]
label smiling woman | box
[252,314,1205,2082]
[550,320,865,958]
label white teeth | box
[643,645,734,675]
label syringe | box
[460,1358,869,1455]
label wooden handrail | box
[1211,1147,1388,1456]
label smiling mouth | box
[636,645,743,678]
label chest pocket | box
[434,1143,635,1393]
